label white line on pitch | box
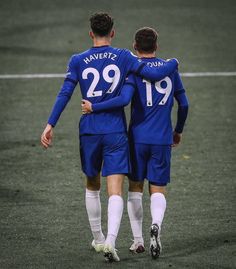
[0,72,236,79]
[0,74,65,79]
[181,72,236,77]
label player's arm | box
[82,77,135,114]
[82,84,135,113]
[41,56,79,149]
[172,85,189,147]
[127,50,178,81]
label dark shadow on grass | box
[0,45,74,57]
[0,186,52,221]
[164,259,234,269]
[0,140,42,151]
[117,234,235,269]
[0,20,83,38]
[0,186,50,205]
[0,187,22,201]
[163,232,236,258]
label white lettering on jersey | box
[110,53,117,60]
[84,57,90,64]
[143,76,172,106]
[82,65,121,97]
[147,61,164,67]
[83,53,117,64]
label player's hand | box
[81,99,93,114]
[172,131,182,147]
[41,124,53,149]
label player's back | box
[68,46,137,135]
[129,57,184,145]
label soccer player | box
[41,13,178,262]
[82,27,189,259]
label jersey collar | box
[91,45,110,48]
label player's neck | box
[136,51,156,58]
[93,37,111,47]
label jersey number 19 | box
[143,76,172,106]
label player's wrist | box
[47,123,54,129]
[174,129,182,135]
[92,103,98,112]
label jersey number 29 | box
[82,65,121,97]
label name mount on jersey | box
[147,61,164,67]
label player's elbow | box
[180,103,189,109]
[178,97,189,108]
[119,95,132,107]
[178,104,189,114]
[123,99,132,107]
[58,92,72,99]
[123,98,131,106]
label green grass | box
[0,0,236,268]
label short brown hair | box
[90,13,114,37]
[134,27,158,53]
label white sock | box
[105,195,124,248]
[85,189,105,244]
[127,191,143,245]
[150,192,166,229]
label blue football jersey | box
[66,46,142,134]
[128,57,185,145]
[48,46,178,134]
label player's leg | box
[106,174,124,244]
[86,175,105,252]
[149,184,166,258]
[103,174,124,262]
[127,143,148,253]
[149,185,167,229]
[128,180,145,253]
[147,145,171,259]
[149,185,166,259]
[102,133,129,262]
[80,135,105,252]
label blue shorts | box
[129,143,171,186]
[80,133,130,177]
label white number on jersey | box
[143,76,172,106]
[82,64,121,97]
